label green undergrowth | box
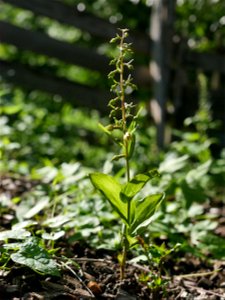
[0,36,225,287]
[0,85,111,171]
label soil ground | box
[0,175,225,299]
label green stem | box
[119,36,126,133]
[119,30,131,280]
[120,224,127,280]
[125,145,131,223]
[120,140,131,280]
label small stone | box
[87,281,102,295]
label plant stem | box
[119,31,126,134]
[120,224,127,280]
[125,145,131,220]
[119,30,131,280]
[120,144,131,280]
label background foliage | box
[0,0,225,274]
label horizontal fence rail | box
[0,20,111,74]
[0,21,151,87]
[184,51,225,74]
[2,0,150,55]
[0,0,224,146]
[0,59,112,113]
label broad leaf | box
[121,170,160,201]
[11,237,60,276]
[89,173,127,223]
[159,154,188,173]
[181,181,205,208]
[43,214,73,228]
[130,198,136,227]
[24,197,49,219]
[186,159,212,185]
[0,104,22,114]
[127,234,139,248]
[12,220,38,230]
[130,193,164,235]
[197,233,225,259]
[41,231,65,241]
[0,229,31,240]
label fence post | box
[149,0,176,148]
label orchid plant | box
[89,29,164,279]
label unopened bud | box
[106,125,114,131]
[123,132,132,142]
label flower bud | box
[123,132,132,142]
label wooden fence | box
[0,0,224,147]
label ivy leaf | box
[121,170,160,201]
[89,173,127,223]
[11,237,60,276]
[130,193,164,235]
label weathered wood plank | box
[184,51,225,74]
[0,21,151,87]
[0,20,111,74]
[149,0,176,148]
[2,0,149,55]
[0,59,111,113]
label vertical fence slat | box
[149,0,176,148]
